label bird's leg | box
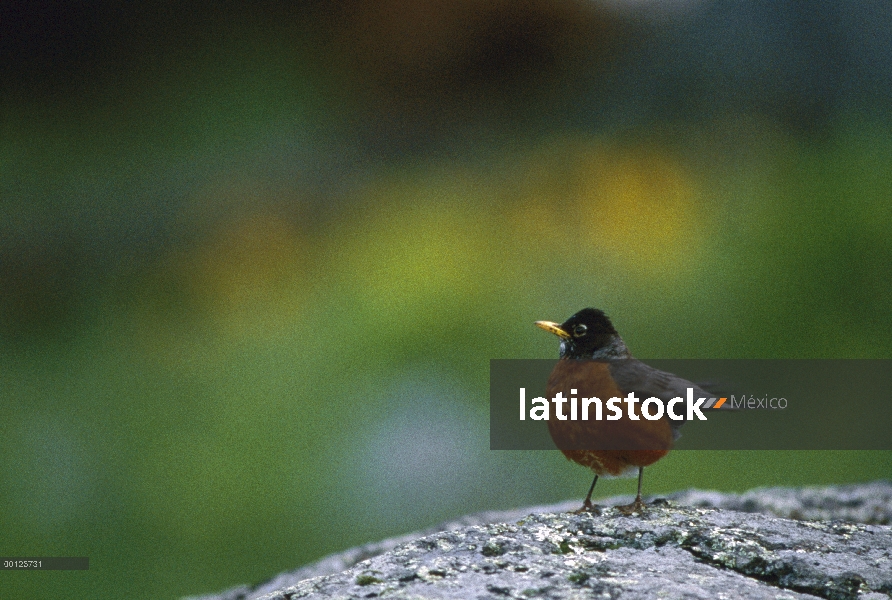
[572,475,600,514]
[617,468,648,515]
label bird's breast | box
[545,360,673,475]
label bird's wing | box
[606,359,711,439]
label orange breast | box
[545,360,673,476]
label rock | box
[669,481,892,525]
[186,481,892,600]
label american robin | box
[536,308,708,514]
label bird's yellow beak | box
[535,320,571,339]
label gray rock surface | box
[669,481,892,526]
[187,481,892,600]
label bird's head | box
[535,307,628,359]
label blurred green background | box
[2,1,891,598]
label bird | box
[535,308,708,514]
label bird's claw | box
[616,497,647,515]
[572,500,601,515]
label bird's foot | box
[616,496,647,515]
[572,500,601,515]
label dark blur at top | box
[4,1,889,141]
[5,1,888,137]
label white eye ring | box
[573,324,587,337]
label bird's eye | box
[573,324,587,337]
